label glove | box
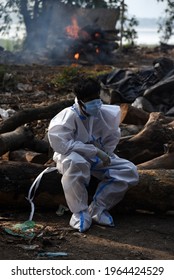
[96,149,111,166]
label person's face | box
[80,93,102,116]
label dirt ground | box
[0,46,174,260]
[0,209,174,260]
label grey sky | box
[126,0,167,18]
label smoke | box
[0,3,119,65]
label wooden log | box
[0,126,50,157]
[9,149,49,164]
[25,138,50,154]
[137,141,174,169]
[137,152,174,169]
[116,169,174,214]
[117,112,174,164]
[0,161,64,209]
[120,123,143,137]
[0,126,33,156]
[0,160,174,214]
[119,105,150,125]
[119,103,129,123]
[0,99,74,134]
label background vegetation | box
[0,0,173,52]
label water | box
[135,27,174,46]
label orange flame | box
[96,48,100,53]
[74,53,80,60]
[66,16,80,38]
[95,32,101,39]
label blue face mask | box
[84,99,102,116]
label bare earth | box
[0,209,174,260]
[0,46,174,260]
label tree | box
[118,0,138,49]
[157,0,174,42]
[0,0,138,51]
[0,0,119,50]
[124,16,138,46]
[0,0,54,50]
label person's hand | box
[96,149,111,166]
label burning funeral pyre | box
[58,16,119,64]
[0,5,120,65]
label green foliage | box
[51,66,79,87]
[61,0,118,8]
[51,66,110,88]
[118,1,139,47]
[0,0,173,48]
[0,38,23,51]
[157,0,174,42]
[4,39,13,51]
[123,16,139,45]
[0,1,120,40]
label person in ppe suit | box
[48,77,139,233]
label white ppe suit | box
[48,100,139,232]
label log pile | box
[1,99,174,215]
[117,110,174,164]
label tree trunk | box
[0,160,174,214]
[21,0,53,51]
